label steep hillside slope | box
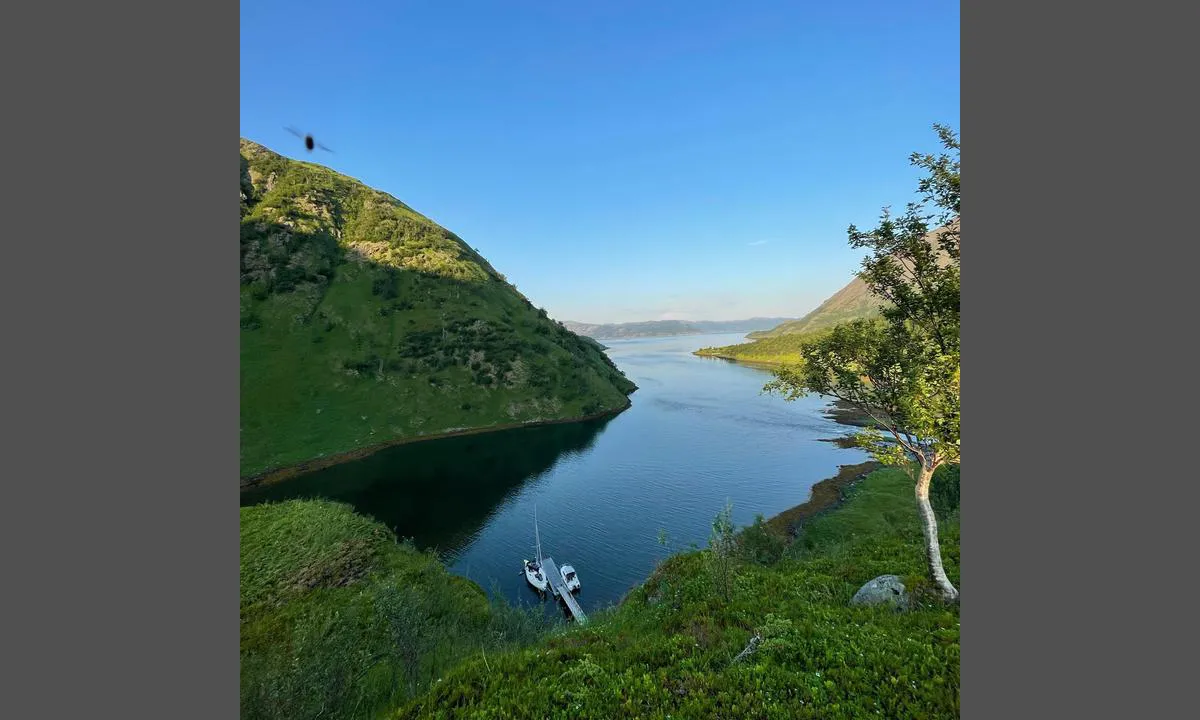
[696,225,953,365]
[694,270,883,365]
[240,468,960,720]
[240,499,557,720]
[398,466,961,719]
[746,276,884,339]
[239,139,636,480]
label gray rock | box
[850,574,909,610]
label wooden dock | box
[540,556,586,624]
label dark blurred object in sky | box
[285,126,333,153]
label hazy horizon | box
[556,311,800,326]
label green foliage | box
[764,124,961,599]
[238,139,636,478]
[240,500,560,720]
[708,499,738,602]
[397,467,959,719]
[912,123,961,232]
[240,500,392,609]
[372,267,402,300]
[746,278,886,342]
[930,463,960,518]
[737,514,788,566]
[765,314,958,473]
[765,125,961,470]
[695,330,830,366]
[240,308,262,331]
[714,125,960,371]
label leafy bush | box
[240,309,262,331]
[931,464,960,519]
[708,500,738,602]
[372,268,402,300]
[737,514,787,565]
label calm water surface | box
[241,333,868,616]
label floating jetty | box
[539,555,586,624]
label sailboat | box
[523,506,549,594]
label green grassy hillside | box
[239,139,636,479]
[398,465,960,719]
[695,225,953,365]
[746,276,884,340]
[240,500,556,720]
[694,330,830,366]
[241,466,960,720]
[693,273,880,366]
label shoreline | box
[240,396,634,490]
[690,351,788,370]
[820,399,875,428]
[626,459,883,608]
[764,460,883,537]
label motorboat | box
[559,563,581,593]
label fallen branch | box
[731,633,762,665]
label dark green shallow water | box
[241,332,868,617]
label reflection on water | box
[240,416,616,559]
[242,332,869,613]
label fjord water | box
[241,332,868,615]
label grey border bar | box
[6,1,1190,718]
[4,1,239,718]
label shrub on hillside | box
[737,514,787,565]
[241,310,262,331]
[931,464,960,519]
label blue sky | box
[240,1,959,324]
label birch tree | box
[766,124,961,601]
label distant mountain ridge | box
[746,276,884,339]
[747,224,956,339]
[696,224,955,364]
[562,317,795,340]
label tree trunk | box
[915,461,959,602]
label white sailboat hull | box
[523,507,549,593]
[523,560,548,592]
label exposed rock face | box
[850,574,909,610]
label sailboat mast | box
[534,506,543,562]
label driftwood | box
[731,633,763,665]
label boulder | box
[850,574,909,610]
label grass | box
[240,499,395,609]
[240,500,562,720]
[241,467,961,719]
[394,465,960,719]
[745,276,884,340]
[239,139,636,479]
[764,461,882,538]
[695,270,884,365]
[694,330,827,366]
